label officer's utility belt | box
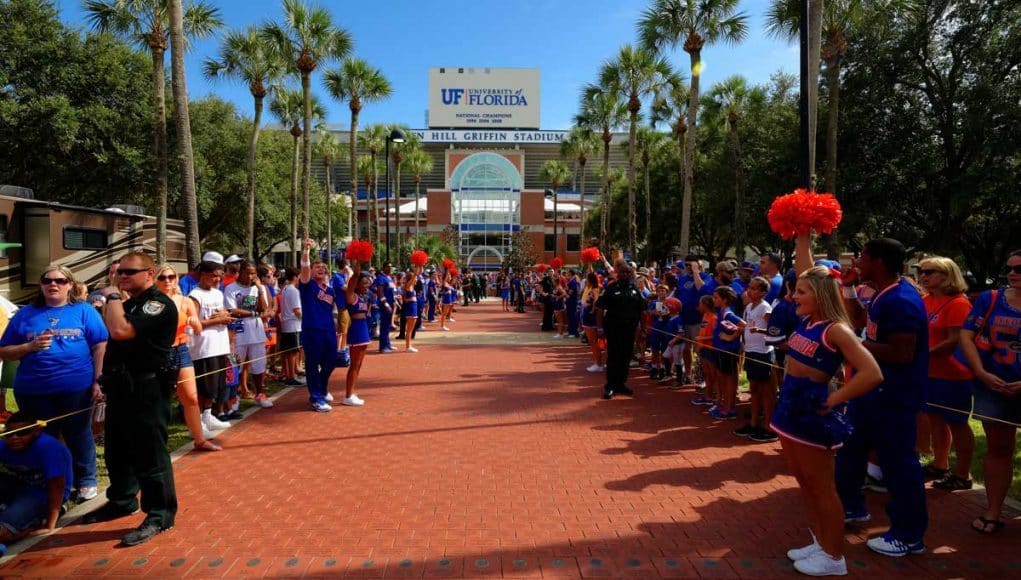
[99,368,176,394]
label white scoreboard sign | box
[428,67,540,129]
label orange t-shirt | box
[696,312,716,352]
[924,293,973,380]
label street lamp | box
[384,127,406,263]
[545,188,558,259]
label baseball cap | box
[674,260,687,270]
[225,254,242,264]
[201,251,224,265]
[814,259,841,271]
[740,261,757,271]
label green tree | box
[84,0,221,264]
[356,154,381,244]
[559,127,600,239]
[599,44,674,254]
[263,0,352,241]
[269,87,323,264]
[632,126,667,252]
[322,57,392,221]
[638,0,748,256]
[359,124,388,256]
[403,148,434,242]
[576,84,626,244]
[203,25,286,260]
[314,127,345,259]
[539,160,572,257]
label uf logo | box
[441,88,464,105]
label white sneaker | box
[793,551,847,576]
[553,334,562,339]
[201,424,214,440]
[230,399,240,413]
[324,392,334,402]
[448,317,455,322]
[254,394,274,408]
[203,410,231,431]
[78,486,99,501]
[587,364,602,372]
[865,533,925,557]
[312,400,332,413]
[441,326,450,331]
[787,538,822,561]
[407,346,418,352]
[342,394,365,407]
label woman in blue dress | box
[580,272,603,372]
[439,273,455,331]
[771,232,883,576]
[342,260,374,408]
[401,268,421,352]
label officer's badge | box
[142,300,165,315]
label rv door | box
[23,206,50,285]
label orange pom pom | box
[535,264,548,273]
[410,250,428,267]
[767,189,843,240]
[580,247,601,264]
[551,257,564,270]
[347,240,374,262]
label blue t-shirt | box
[700,277,746,312]
[178,274,199,297]
[765,297,800,347]
[712,307,744,352]
[963,288,1021,383]
[863,278,929,410]
[297,279,337,332]
[765,274,784,304]
[0,432,73,501]
[373,273,396,306]
[673,273,710,325]
[0,302,109,394]
[567,278,580,304]
[665,314,684,340]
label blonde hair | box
[33,265,81,307]
[155,263,180,296]
[917,256,967,295]
[798,266,851,326]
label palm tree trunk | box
[644,161,651,252]
[349,109,358,210]
[579,160,587,240]
[600,131,611,242]
[627,107,638,255]
[301,70,312,240]
[168,0,200,267]
[730,122,746,262]
[325,159,332,264]
[290,133,300,266]
[247,94,263,261]
[371,153,379,265]
[151,48,168,265]
[808,0,823,184]
[680,49,700,257]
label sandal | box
[971,517,1005,534]
[921,464,949,479]
[933,474,973,491]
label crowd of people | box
[524,238,1020,576]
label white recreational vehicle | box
[0,186,187,304]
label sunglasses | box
[1002,265,1021,276]
[117,268,148,276]
[40,277,70,286]
[917,269,942,276]
[157,274,177,281]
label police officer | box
[595,261,646,399]
[82,251,178,547]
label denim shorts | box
[173,343,194,369]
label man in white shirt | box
[738,276,778,443]
[278,268,303,386]
[223,261,272,408]
[188,261,236,434]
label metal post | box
[799,0,812,190]
[553,189,559,259]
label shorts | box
[279,331,301,351]
[193,355,227,402]
[972,380,1021,426]
[337,309,351,333]
[403,301,419,318]
[683,324,701,344]
[771,375,852,450]
[0,476,48,534]
[744,351,774,382]
[234,342,267,375]
[648,327,670,353]
[924,378,972,424]
[699,348,717,366]
[501,290,510,300]
[716,350,740,375]
[173,343,193,368]
[665,343,683,362]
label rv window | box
[63,227,108,250]
[0,214,7,258]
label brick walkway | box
[2,300,1018,578]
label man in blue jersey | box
[758,252,784,303]
[297,240,341,411]
[673,258,711,385]
[566,269,581,338]
[836,238,929,557]
[373,264,397,353]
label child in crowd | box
[692,295,718,406]
[737,277,779,443]
[661,297,685,387]
[710,286,744,420]
[647,285,672,380]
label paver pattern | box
[1,300,1018,578]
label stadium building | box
[321,67,628,270]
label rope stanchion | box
[639,324,1021,429]
[0,344,309,438]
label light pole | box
[545,188,558,259]
[384,127,406,263]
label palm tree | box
[638,0,748,256]
[359,124,388,255]
[322,57,392,224]
[576,84,626,243]
[263,0,352,241]
[84,0,221,264]
[559,127,600,240]
[389,127,417,251]
[270,88,324,265]
[314,127,345,261]
[356,154,380,243]
[403,148,434,243]
[599,44,674,254]
[204,26,285,260]
[650,72,690,247]
[539,160,572,258]
[631,127,667,251]
[706,76,758,261]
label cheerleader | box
[401,269,421,352]
[552,279,567,337]
[439,273,455,330]
[773,232,882,576]
[340,260,373,407]
[581,272,604,372]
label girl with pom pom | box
[401,266,422,352]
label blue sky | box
[54,0,798,130]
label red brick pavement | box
[2,300,1018,578]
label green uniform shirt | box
[104,285,177,374]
